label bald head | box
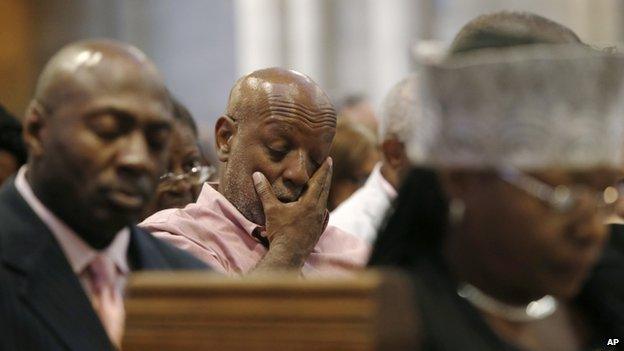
[225,67,335,127]
[216,67,337,225]
[34,39,169,113]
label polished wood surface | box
[123,270,419,351]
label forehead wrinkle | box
[261,115,336,139]
[261,95,336,129]
[267,94,335,113]
[268,100,336,117]
[231,69,336,128]
[273,111,336,130]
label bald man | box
[141,68,369,276]
[0,40,205,351]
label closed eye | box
[87,112,132,140]
[267,147,288,161]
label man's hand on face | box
[251,157,332,271]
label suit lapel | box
[20,236,113,351]
[0,181,112,350]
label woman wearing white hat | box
[370,40,624,351]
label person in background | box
[329,75,417,243]
[142,97,215,218]
[328,119,379,210]
[338,94,379,134]
[0,105,27,185]
[141,67,370,276]
[453,8,624,318]
[370,12,624,351]
[0,39,205,351]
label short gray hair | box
[378,74,420,143]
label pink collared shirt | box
[140,183,370,276]
[329,162,397,243]
[14,167,130,297]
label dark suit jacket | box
[0,179,207,350]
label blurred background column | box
[285,0,326,85]
[234,0,284,75]
[328,0,370,104]
[2,0,624,127]
[368,0,415,107]
[117,0,236,132]
[284,0,325,85]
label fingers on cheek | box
[252,172,264,186]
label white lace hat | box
[408,44,624,170]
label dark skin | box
[378,75,419,191]
[22,40,173,249]
[329,148,379,210]
[145,121,203,215]
[441,167,621,350]
[379,136,410,190]
[215,68,336,272]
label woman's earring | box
[449,198,465,225]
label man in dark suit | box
[0,39,206,350]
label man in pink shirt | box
[141,68,370,276]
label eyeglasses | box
[497,166,622,213]
[159,165,216,188]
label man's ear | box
[214,115,237,162]
[22,100,47,158]
[381,138,408,169]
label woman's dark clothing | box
[408,249,624,351]
[370,170,624,350]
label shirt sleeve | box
[150,230,229,275]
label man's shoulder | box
[141,206,188,225]
[140,204,212,237]
[139,199,250,246]
[130,226,208,270]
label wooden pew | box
[122,270,420,351]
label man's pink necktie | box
[87,254,125,349]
